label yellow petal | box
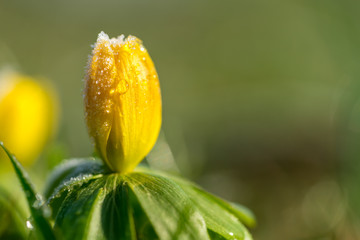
[0,72,58,168]
[84,32,162,173]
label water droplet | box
[26,220,33,230]
[42,205,52,218]
[115,79,129,95]
[229,232,234,236]
[32,194,44,209]
[32,199,42,209]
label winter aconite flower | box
[84,32,162,173]
[0,72,58,167]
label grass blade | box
[0,142,56,240]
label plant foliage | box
[1,143,254,240]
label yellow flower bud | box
[0,72,58,168]
[84,32,162,173]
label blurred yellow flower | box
[84,32,162,173]
[0,72,58,168]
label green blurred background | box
[1,0,360,239]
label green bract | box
[47,159,254,240]
[2,143,255,240]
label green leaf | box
[50,173,209,240]
[46,159,253,240]
[0,142,56,240]
[230,202,256,228]
[180,185,253,240]
[138,167,256,228]
[0,187,27,239]
[100,176,137,240]
[44,158,108,200]
[53,177,107,239]
[126,172,210,240]
[44,158,109,220]
[182,183,256,229]
[139,169,253,240]
[49,174,144,240]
